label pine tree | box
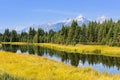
[0,33,3,42]
[98,25,103,42]
[48,29,55,42]
[10,30,18,42]
[106,26,114,45]
[60,26,69,44]
[113,24,119,42]
[37,28,44,43]
[28,27,36,42]
[3,29,10,42]
[79,23,87,43]
[67,20,78,45]
[33,33,38,43]
[86,22,94,42]
[21,32,28,42]
[74,26,81,44]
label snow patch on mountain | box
[96,15,107,23]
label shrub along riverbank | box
[0,51,120,80]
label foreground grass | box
[0,70,25,80]
[2,42,120,57]
[0,51,120,80]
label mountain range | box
[19,15,90,32]
[1,15,107,33]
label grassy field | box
[0,51,120,80]
[1,42,120,57]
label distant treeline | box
[0,19,120,46]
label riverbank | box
[0,51,120,80]
[38,43,120,56]
[1,42,120,57]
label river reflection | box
[1,44,120,74]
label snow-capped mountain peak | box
[47,22,53,26]
[63,18,72,23]
[57,18,72,23]
[75,14,86,22]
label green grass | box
[0,51,120,80]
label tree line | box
[0,19,120,46]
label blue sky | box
[0,0,120,29]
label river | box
[0,44,120,74]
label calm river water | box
[0,44,120,74]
